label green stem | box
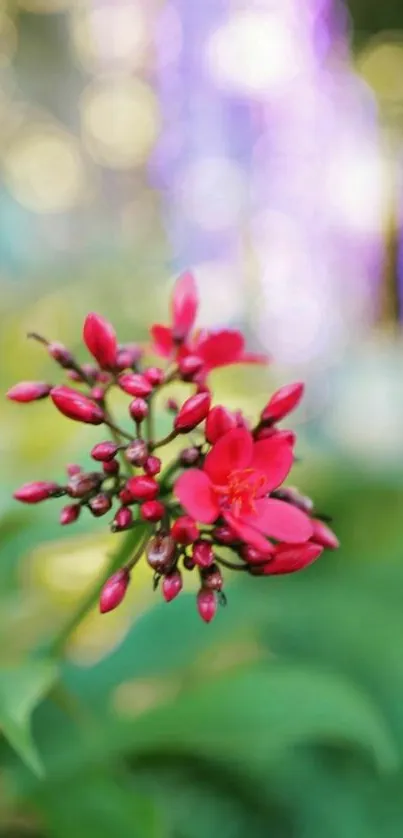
[151,428,178,451]
[47,524,149,658]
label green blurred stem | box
[47,524,148,658]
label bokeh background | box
[2,0,403,835]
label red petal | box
[311,519,339,550]
[204,427,253,485]
[174,470,219,524]
[83,313,117,369]
[150,325,174,358]
[251,437,294,493]
[172,271,198,340]
[205,405,237,444]
[238,351,269,365]
[241,498,313,543]
[263,542,323,575]
[224,512,274,553]
[197,330,244,370]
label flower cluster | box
[7,272,338,623]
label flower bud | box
[205,405,237,444]
[192,540,214,568]
[144,455,161,476]
[179,446,200,466]
[197,588,217,623]
[51,386,104,425]
[241,543,274,564]
[90,386,105,402]
[183,555,196,570]
[178,354,203,380]
[255,427,297,446]
[118,373,152,398]
[88,493,112,517]
[66,464,82,477]
[212,525,237,545]
[125,439,148,467]
[261,382,304,424]
[141,500,165,522]
[111,506,133,532]
[310,519,339,550]
[116,343,142,370]
[201,564,223,591]
[129,398,149,423]
[67,471,102,498]
[146,535,176,572]
[60,504,81,525]
[274,486,313,514]
[171,515,199,545]
[7,381,51,403]
[48,342,75,368]
[162,571,183,602]
[144,366,164,386]
[172,271,198,342]
[91,441,120,462]
[174,392,211,433]
[103,460,119,476]
[119,487,135,506]
[166,398,179,413]
[99,569,130,613]
[259,542,323,575]
[13,481,62,504]
[126,476,159,501]
[83,312,117,370]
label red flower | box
[83,313,117,370]
[174,428,312,553]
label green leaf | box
[0,661,57,775]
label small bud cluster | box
[8,272,338,623]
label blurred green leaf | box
[0,661,57,776]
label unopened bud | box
[119,487,135,506]
[103,459,119,476]
[60,504,81,525]
[125,439,148,467]
[261,382,304,424]
[112,506,133,532]
[162,571,183,602]
[90,386,105,402]
[171,515,199,545]
[212,525,237,545]
[140,500,165,522]
[88,493,112,517]
[116,343,142,370]
[14,481,62,504]
[126,476,159,501]
[192,540,214,568]
[51,386,104,425]
[67,471,102,499]
[66,463,82,478]
[7,381,51,403]
[179,446,200,466]
[83,312,117,370]
[241,543,274,564]
[144,366,164,386]
[129,398,149,423]
[99,569,130,613]
[91,441,120,462]
[144,455,161,476]
[48,341,74,368]
[118,373,152,398]
[146,535,176,573]
[174,392,211,433]
[178,354,203,380]
[274,486,314,514]
[166,398,179,413]
[201,563,223,591]
[197,588,217,623]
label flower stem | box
[151,429,178,451]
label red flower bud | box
[112,506,133,532]
[174,392,211,432]
[310,519,339,550]
[99,569,130,613]
[103,460,119,475]
[125,440,148,466]
[60,504,81,525]
[179,446,201,466]
[162,571,183,602]
[178,354,203,380]
[83,312,117,370]
[67,471,102,498]
[205,405,237,444]
[144,455,161,476]
[259,542,323,575]
[90,386,105,402]
[146,535,176,572]
[119,487,135,506]
[14,481,61,503]
[66,464,82,477]
[172,271,198,342]
[261,382,304,424]
[7,381,51,403]
[144,366,164,386]
[91,441,120,462]
[51,386,104,425]
[202,564,223,591]
[197,588,217,623]
[212,525,238,545]
[48,342,74,368]
[140,500,165,522]
[241,543,274,564]
[171,515,199,545]
[116,343,142,370]
[125,475,159,501]
[192,540,214,568]
[275,486,314,514]
[118,373,152,398]
[129,398,149,423]
[88,493,112,517]
[166,398,179,413]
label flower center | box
[216,468,266,517]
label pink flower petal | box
[238,351,269,365]
[172,271,198,341]
[174,470,219,524]
[224,512,274,554]
[251,437,294,493]
[241,498,313,543]
[150,325,174,358]
[197,329,245,370]
[204,427,254,485]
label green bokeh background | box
[2,1,403,837]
